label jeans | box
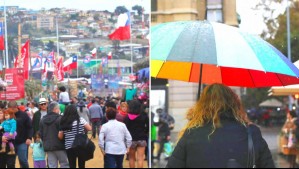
[15,143,29,168]
[0,153,16,168]
[47,150,69,168]
[91,119,101,138]
[66,148,86,168]
[104,154,124,168]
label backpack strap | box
[247,125,256,168]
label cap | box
[39,98,48,104]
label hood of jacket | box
[43,112,59,125]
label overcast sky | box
[0,0,150,13]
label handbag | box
[72,118,96,161]
[227,125,256,168]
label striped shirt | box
[63,117,87,150]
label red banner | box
[0,68,25,101]
[15,40,30,80]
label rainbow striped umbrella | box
[151,21,299,95]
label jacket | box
[32,111,42,136]
[39,112,65,152]
[0,119,17,133]
[15,111,33,145]
[89,103,103,119]
[124,113,149,141]
[166,119,275,168]
[30,142,46,161]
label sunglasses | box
[40,103,47,106]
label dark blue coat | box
[166,118,275,168]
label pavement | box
[152,126,290,168]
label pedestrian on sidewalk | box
[166,83,275,168]
[89,99,104,139]
[59,105,92,168]
[99,107,132,168]
[30,132,46,168]
[124,100,149,168]
[39,102,69,168]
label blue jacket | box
[30,142,46,161]
[0,119,17,134]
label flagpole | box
[56,16,60,58]
[129,1,133,76]
[4,0,8,68]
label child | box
[30,132,46,168]
[0,109,17,155]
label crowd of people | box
[0,86,149,168]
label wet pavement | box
[152,126,291,168]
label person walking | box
[124,100,149,168]
[99,107,132,168]
[77,101,90,124]
[27,102,38,120]
[89,99,104,139]
[116,102,128,123]
[59,105,92,168]
[8,101,33,168]
[30,132,46,168]
[0,109,16,168]
[166,83,275,168]
[39,102,69,168]
[32,98,48,136]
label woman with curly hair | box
[166,83,275,168]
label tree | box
[114,6,128,15]
[132,5,143,15]
[46,41,55,51]
[256,0,299,62]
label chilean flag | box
[0,22,4,50]
[91,48,97,58]
[63,56,77,72]
[109,12,131,41]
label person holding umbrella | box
[166,83,275,168]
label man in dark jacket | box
[7,101,33,168]
[32,98,48,136]
[39,102,69,168]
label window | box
[151,0,157,12]
[206,0,223,23]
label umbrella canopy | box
[151,21,299,88]
[259,98,283,107]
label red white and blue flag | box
[63,55,77,72]
[91,48,97,58]
[55,57,64,81]
[0,22,4,50]
[47,51,56,65]
[109,12,131,41]
[32,53,42,69]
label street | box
[152,126,290,168]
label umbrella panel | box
[152,60,299,88]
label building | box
[151,0,239,132]
[36,15,55,30]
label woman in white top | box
[58,105,92,168]
[58,86,70,105]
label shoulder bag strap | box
[247,125,256,168]
[76,118,80,135]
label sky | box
[236,0,286,35]
[0,0,150,13]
